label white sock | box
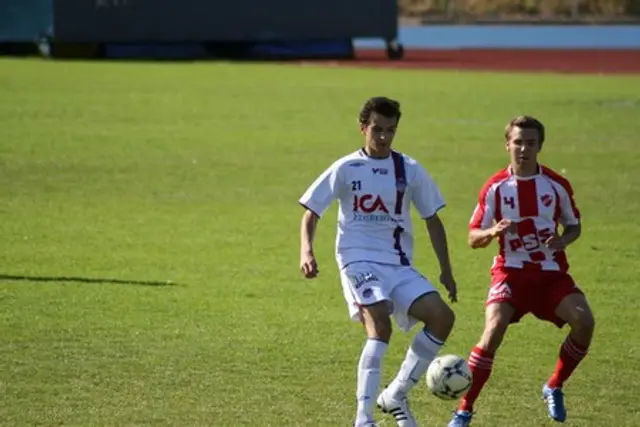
[356,339,388,425]
[386,328,444,399]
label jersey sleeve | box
[298,161,343,217]
[469,182,497,230]
[556,181,581,226]
[411,164,446,219]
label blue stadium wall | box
[1,0,397,59]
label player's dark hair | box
[505,115,545,145]
[358,97,402,126]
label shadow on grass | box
[0,274,182,287]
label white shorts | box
[339,261,438,332]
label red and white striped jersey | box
[469,165,581,272]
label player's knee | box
[368,317,392,342]
[574,310,595,339]
[422,299,455,340]
[480,318,509,352]
[438,302,455,333]
[361,305,393,342]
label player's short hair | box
[358,96,402,126]
[505,115,545,145]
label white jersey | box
[299,149,445,269]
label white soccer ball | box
[425,354,473,400]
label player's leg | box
[386,291,455,400]
[449,271,524,427]
[548,292,595,387]
[340,263,395,427]
[356,301,393,426]
[452,303,514,416]
[539,277,595,422]
[375,270,450,426]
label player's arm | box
[411,165,451,273]
[298,161,342,278]
[546,178,582,250]
[300,209,319,256]
[467,181,511,249]
[546,222,581,251]
[468,220,512,249]
[468,227,495,249]
[300,209,320,278]
[559,223,581,246]
[411,163,457,302]
[425,213,454,276]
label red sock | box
[458,346,494,412]
[547,335,589,389]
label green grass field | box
[1,58,639,426]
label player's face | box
[506,126,541,170]
[361,112,398,157]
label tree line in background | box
[399,0,640,20]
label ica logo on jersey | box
[352,194,396,223]
[353,194,389,213]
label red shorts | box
[487,267,583,328]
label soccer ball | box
[425,354,473,400]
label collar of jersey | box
[507,164,541,180]
[359,148,391,160]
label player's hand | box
[491,219,516,237]
[440,270,458,303]
[300,252,319,279]
[545,235,566,251]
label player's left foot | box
[542,384,567,422]
[376,388,417,427]
[447,410,474,427]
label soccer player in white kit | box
[298,97,459,427]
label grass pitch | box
[1,59,639,426]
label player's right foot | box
[376,389,417,427]
[447,410,474,427]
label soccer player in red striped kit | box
[448,116,595,426]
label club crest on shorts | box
[488,282,512,299]
[351,272,380,289]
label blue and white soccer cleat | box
[542,384,567,422]
[447,410,474,427]
[376,388,417,427]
